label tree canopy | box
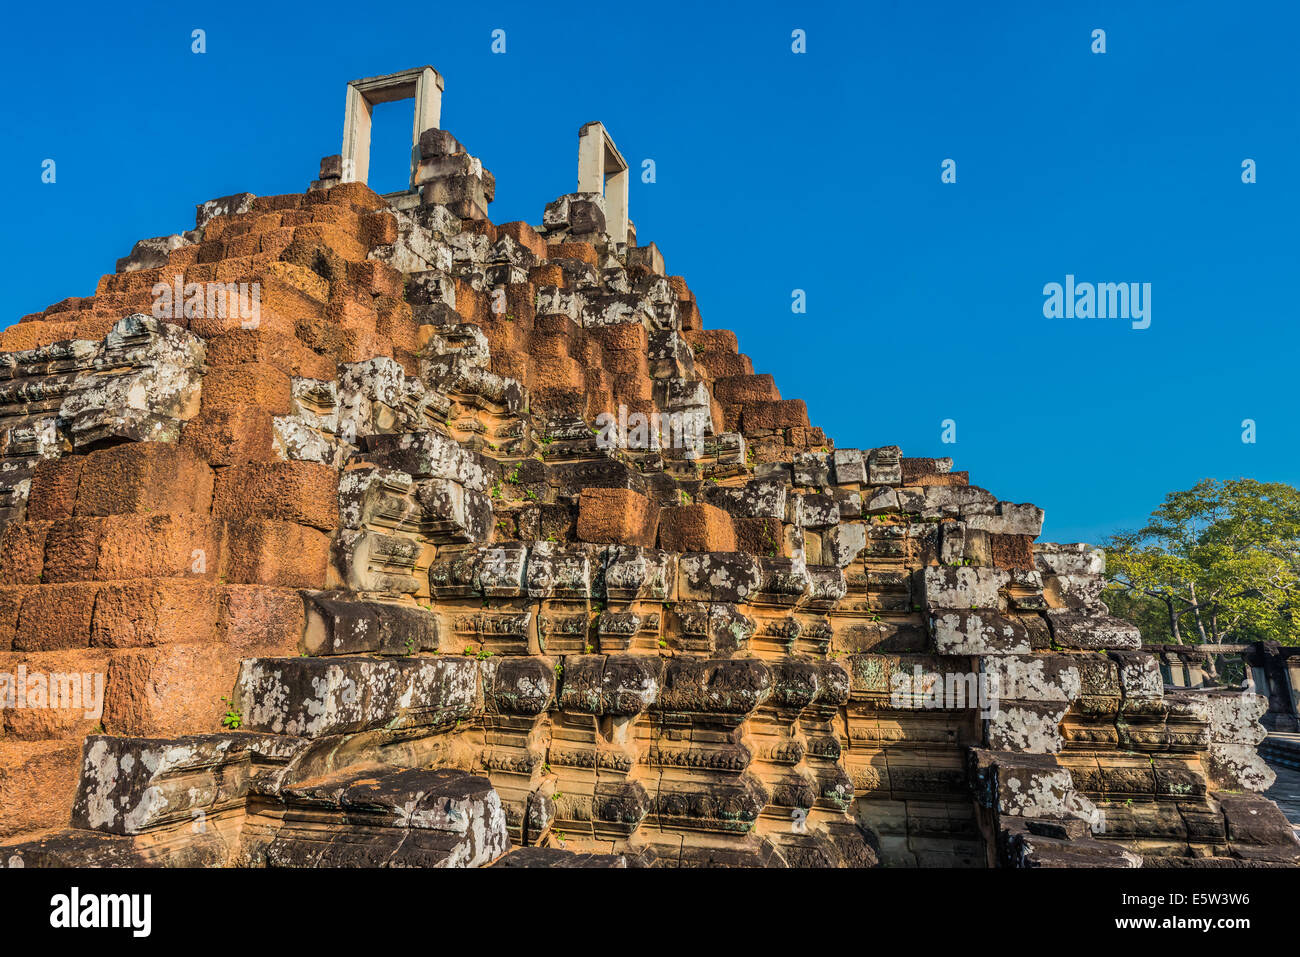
[1102,479,1300,646]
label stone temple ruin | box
[0,66,1296,868]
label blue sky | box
[2,0,1296,544]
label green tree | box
[1102,479,1300,646]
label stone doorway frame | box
[341,66,444,189]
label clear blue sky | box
[2,0,1296,544]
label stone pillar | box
[1252,642,1300,731]
[577,122,630,246]
[1162,653,1187,687]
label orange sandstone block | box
[181,406,281,468]
[576,488,659,548]
[678,299,702,331]
[733,517,785,558]
[244,211,285,234]
[498,221,547,261]
[346,259,404,298]
[291,223,368,262]
[27,457,86,521]
[42,296,92,316]
[667,276,693,301]
[40,517,105,583]
[222,520,331,589]
[529,352,585,394]
[341,329,393,363]
[222,232,261,259]
[90,578,220,649]
[217,585,305,657]
[72,316,120,341]
[307,204,363,232]
[204,328,336,379]
[14,582,100,651]
[712,374,781,405]
[658,504,737,553]
[103,642,242,737]
[199,362,291,415]
[188,306,295,340]
[0,586,27,651]
[95,513,223,581]
[991,534,1036,571]
[261,261,331,300]
[740,400,810,432]
[213,462,339,531]
[453,280,489,324]
[0,740,83,838]
[547,241,598,267]
[74,444,214,517]
[360,209,399,247]
[375,298,420,353]
[530,264,564,288]
[684,328,738,354]
[187,273,322,340]
[590,322,648,353]
[0,520,52,584]
[168,244,201,269]
[0,321,76,351]
[693,351,754,380]
[252,194,305,212]
[325,285,379,335]
[259,225,297,258]
[326,181,388,211]
[0,648,110,740]
[213,253,279,283]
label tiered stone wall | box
[0,112,1295,868]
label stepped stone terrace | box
[0,67,1295,868]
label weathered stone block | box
[74,444,214,517]
[657,504,735,552]
[576,487,658,548]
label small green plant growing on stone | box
[584,643,594,654]
[553,662,564,681]
[658,639,668,649]
[476,649,493,660]
[219,696,242,730]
